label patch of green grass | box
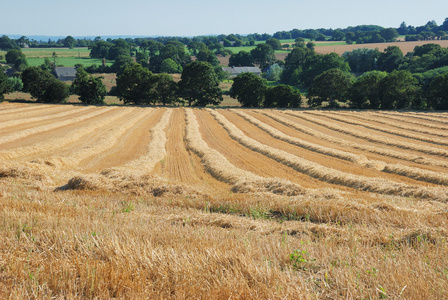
[21,47,91,58]
[26,57,113,67]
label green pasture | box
[26,57,113,67]
[21,47,91,58]
[0,47,113,67]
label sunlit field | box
[0,102,447,298]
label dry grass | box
[1,174,448,298]
[243,110,448,185]
[184,109,308,196]
[263,110,448,169]
[1,103,448,298]
[336,111,448,138]
[308,111,448,146]
[371,111,448,131]
[0,107,115,146]
[210,109,448,200]
[286,111,448,158]
[0,107,127,162]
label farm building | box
[54,67,77,81]
[222,66,262,78]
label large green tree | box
[428,73,448,110]
[307,68,352,108]
[5,49,28,71]
[71,67,107,105]
[229,51,254,67]
[349,71,387,108]
[0,68,13,101]
[230,72,267,107]
[22,66,69,103]
[250,44,275,70]
[378,70,422,109]
[115,63,155,105]
[179,61,222,106]
[281,47,315,85]
[265,38,282,50]
[64,36,76,49]
[264,84,301,108]
[377,46,404,72]
[150,74,179,106]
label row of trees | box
[0,61,224,106]
[230,73,301,108]
[307,68,448,110]
[114,61,221,106]
[2,17,447,52]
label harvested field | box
[0,102,447,299]
[314,40,448,55]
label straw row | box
[184,109,307,196]
[365,111,448,131]
[209,109,448,201]
[0,108,129,162]
[285,111,448,158]
[386,111,448,125]
[0,107,117,145]
[235,110,448,185]
[0,106,93,129]
[102,108,172,178]
[45,108,152,169]
[330,111,448,139]
[306,111,448,146]
[261,110,448,169]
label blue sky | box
[1,0,447,37]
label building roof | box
[54,67,77,80]
[222,66,262,77]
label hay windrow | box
[0,108,132,162]
[66,173,205,198]
[286,111,448,158]
[44,108,151,168]
[209,109,448,201]
[239,110,448,185]
[184,108,310,196]
[309,110,448,145]
[0,106,117,145]
[101,108,172,178]
[0,162,54,185]
[336,111,448,137]
[263,110,448,169]
[0,106,93,130]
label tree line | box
[1,17,447,53]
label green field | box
[26,57,113,67]
[0,47,113,67]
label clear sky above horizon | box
[1,0,447,37]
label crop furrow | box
[0,107,116,145]
[285,111,448,158]
[210,109,448,201]
[330,111,448,139]
[102,109,171,178]
[366,112,448,131]
[0,106,93,129]
[236,110,448,185]
[0,108,128,162]
[400,112,448,125]
[184,109,307,196]
[261,110,448,169]
[306,111,448,146]
[44,108,152,168]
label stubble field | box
[0,102,447,298]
